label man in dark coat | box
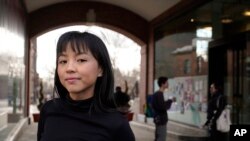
[152,76,175,141]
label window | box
[184,59,191,74]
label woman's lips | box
[65,77,80,84]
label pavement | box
[15,121,155,141]
[0,123,16,141]
[12,120,208,141]
[1,104,208,141]
[15,122,37,141]
[13,105,156,141]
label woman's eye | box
[58,60,67,64]
[77,59,86,63]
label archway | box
[27,1,149,119]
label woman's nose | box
[66,61,76,72]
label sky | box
[36,25,141,79]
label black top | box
[37,97,135,141]
[204,92,226,130]
[115,91,130,107]
[151,91,173,123]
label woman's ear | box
[98,68,103,77]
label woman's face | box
[210,83,217,95]
[57,45,102,100]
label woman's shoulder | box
[41,98,62,112]
[100,111,128,125]
[95,111,135,140]
[44,98,61,105]
[110,112,135,140]
[103,110,126,119]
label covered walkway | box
[4,114,208,141]
[13,121,208,141]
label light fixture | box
[221,18,233,24]
[243,9,250,16]
[221,15,233,24]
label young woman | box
[37,31,135,141]
[203,82,228,141]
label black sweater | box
[37,97,135,141]
[152,91,173,115]
[204,93,226,130]
[151,91,173,125]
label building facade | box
[152,0,250,126]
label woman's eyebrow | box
[76,52,87,55]
[58,52,67,57]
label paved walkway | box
[16,122,155,141]
[0,123,16,141]
[16,103,157,141]
[16,123,37,141]
[4,105,207,141]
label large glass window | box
[0,28,25,115]
[154,3,212,126]
[154,0,250,126]
[154,28,211,127]
[0,0,26,123]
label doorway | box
[209,32,250,124]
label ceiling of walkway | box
[23,0,181,21]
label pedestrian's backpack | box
[216,95,231,132]
[145,95,154,117]
[151,92,170,125]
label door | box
[209,32,250,124]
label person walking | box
[203,82,228,141]
[152,76,175,141]
[37,31,135,141]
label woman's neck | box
[69,92,93,100]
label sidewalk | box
[0,123,16,141]
[15,122,37,141]
[130,121,208,141]
[2,104,208,141]
[14,121,154,141]
[13,120,208,141]
[15,121,154,141]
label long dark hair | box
[54,31,115,112]
[212,81,223,94]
